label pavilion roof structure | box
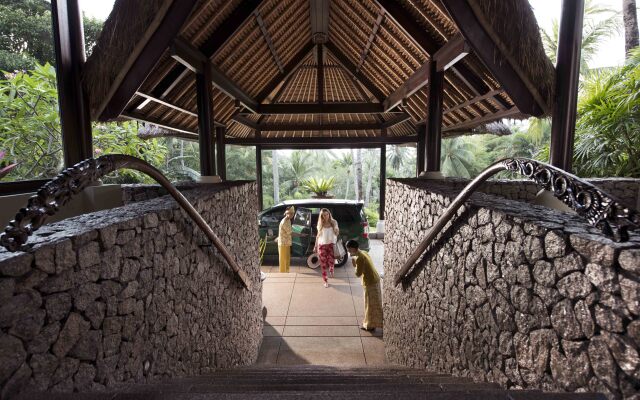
[82,0,555,142]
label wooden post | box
[550,0,585,172]
[417,124,426,176]
[379,145,386,220]
[51,0,92,167]
[256,130,263,210]
[195,62,216,177]
[426,61,444,173]
[216,126,226,180]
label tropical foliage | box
[301,176,336,197]
[0,0,103,72]
[573,48,640,177]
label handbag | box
[333,238,345,258]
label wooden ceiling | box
[85,0,554,142]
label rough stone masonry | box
[384,179,640,400]
[0,182,263,399]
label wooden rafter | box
[171,37,259,112]
[317,44,324,104]
[254,10,284,73]
[325,42,385,103]
[442,107,521,132]
[255,103,384,114]
[375,0,512,111]
[443,0,544,116]
[226,135,418,146]
[232,112,410,131]
[135,91,197,117]
[128,0,265,113]
[356,8,385,72]
[257,41,315,103]
[99,0,199,120]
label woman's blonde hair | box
[317,208,339,235]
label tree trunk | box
[344,171,350,199]
[624,0,639,55]
[354,149,363,201]
[364,153,374,206]
[272,150,280,203]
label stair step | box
[17,390,606,400]
[161,376,475,386]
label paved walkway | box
[257,240,385,366]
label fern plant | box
[301,176,336,197]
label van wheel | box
[334,242,348,268]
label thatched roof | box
[83,0,555,142]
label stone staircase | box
[16,365,606,399]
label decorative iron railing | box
[394,158,640,286]
[0,155,250,289]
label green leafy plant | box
[364,206,379,228]
[0,150,17,179]
[301,176,336,197]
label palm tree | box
[272,150,279,203]
[541,0,621,73]
[353,149,363,201]
[282,150,315,193]
[623,0,639,55]
[331,151,353,198]
[440,138,479,178]
[387,145,408,172]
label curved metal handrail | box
[0,155,250,289]
[394,158,640,286]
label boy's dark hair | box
[346,240,359,249]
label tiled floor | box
[258,242,385,366]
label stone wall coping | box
[392,178,640,250]
[0,181,251,263]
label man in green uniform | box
[346,240,383,331]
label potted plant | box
[301,177,336,198]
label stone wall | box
[0,182,263,399]
[441,178,640,210]
[384,179,640,399]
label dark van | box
[258,199,370,267]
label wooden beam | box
[433,33,470,71]
[443,89,503,116]
[380,144,386,220]
[383,62,429,112]
[122,111,198,135]
[255,130,263,210]
[317,44,324,104]
[254,10,284,73]
[426,62,444,172]
[442,0,545,116]
[442,107,521,132]
[310,0,330,43]
[216,126,227,180]
[381,113,412,129]
[325,42,386,103]
[135,0,265,112]
[233,114,259,130]
[226,135,417,146]
[357,9,385,72]
[135,91,197,117]
[382,34,469,112]
[256,103,385,114]
[549,0,584,172]
[376,0,511,110]
[416,124,426,175]
[196,65,216,176]
[138,127,199,142]
[257,41,315,102]
[98,0,198,120]
[172,38,259,112]
[51,0,92,166]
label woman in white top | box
[314,208,339,287]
